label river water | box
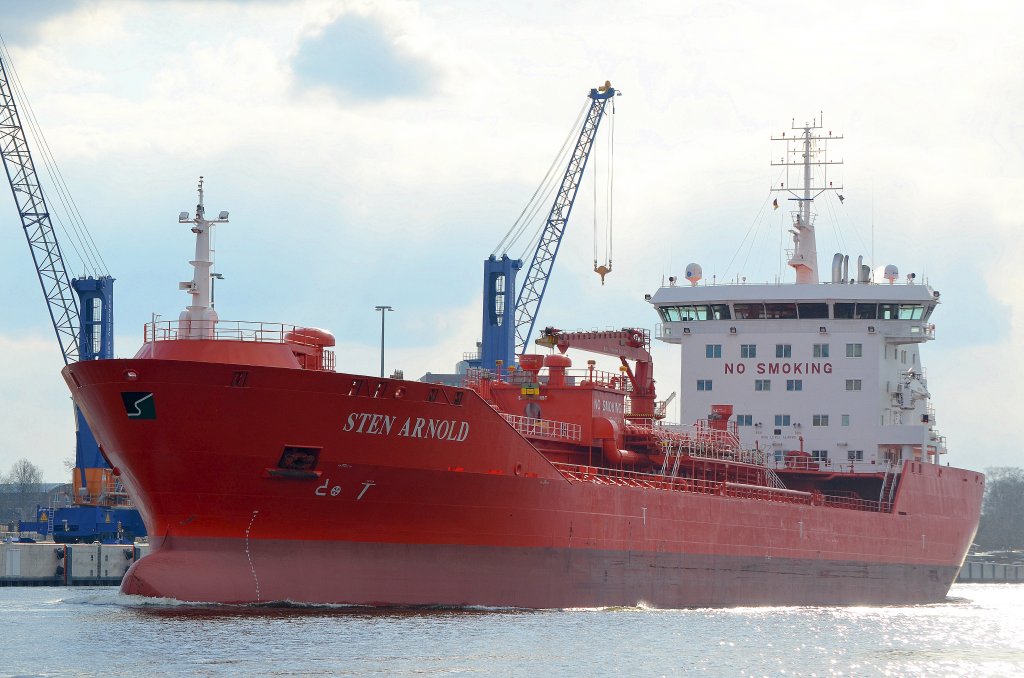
[2,583,1021,676]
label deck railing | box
[145,320,302,344]
[550,462,891,513]
[143,320,336,371]
[502,415,581,442]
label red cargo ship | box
[64,171,982,606]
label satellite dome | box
[685,263,703,286]
[883,264,898,284]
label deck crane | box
[476,81,618,372]
[0,47,143,542]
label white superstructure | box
[649,118,945,473]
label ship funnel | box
[857,256,870,283]
[842,255,849,284]
[831,253,843,284]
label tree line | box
[0,458,44,493]
[975,467,1024,551]
[0,458,46,523]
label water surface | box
[2,583,1021,676]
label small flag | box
[772,198,779,210]
[838,194,845,203]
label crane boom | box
[0,51,133,540]
[0,55,80,365]
[512,83,616,357]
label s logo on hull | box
[122,392,156,419]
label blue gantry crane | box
[474,81,618,372]
[0,46,144,542]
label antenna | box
[177,177,230,339]
[770,116,844,284]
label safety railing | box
[502,414,581,442]
[143,320,336,371]
[550,462,891,513]
[467,366,624,390]
[766,456,834,472]
[145,320,310,344]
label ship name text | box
[343,412,470,442]
[723,362,833,375]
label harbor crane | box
[0,45,143,542]
[475,81,618,371]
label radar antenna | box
[770,114,843,284]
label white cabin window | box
[776,344,792,358]
[786,379,803,391]
[842,414,851,426]
[705,344,722,358]
[846,343,863,358]
[813,343,829,358]
[736,414,753,426]
[811,450,828,461]
[845,379,862,391]
[847,449,864,461]
[813,414,829,426]
[697,379,713,391]
[755,379,771,392]
[774,414,791,426]
[740,344,757,358]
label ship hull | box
[66,358,983,607]
[123,536,959,607]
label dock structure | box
[0,541,149,586]
[957,560,1024,583]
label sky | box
[0,0,1020,481]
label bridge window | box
[682,305,705,321]
[765,303,797,319]
[856,303,878,319]
[661,304,732,322]
[879,303,900,320]
[834,303,855,319]
[898,304,925,320]
[741,344,757,358]
[798,302,829,319]
[710,304,731,320]
[734,303,766,319]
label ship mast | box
[177,176,229,338]
[771,115,843,284]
